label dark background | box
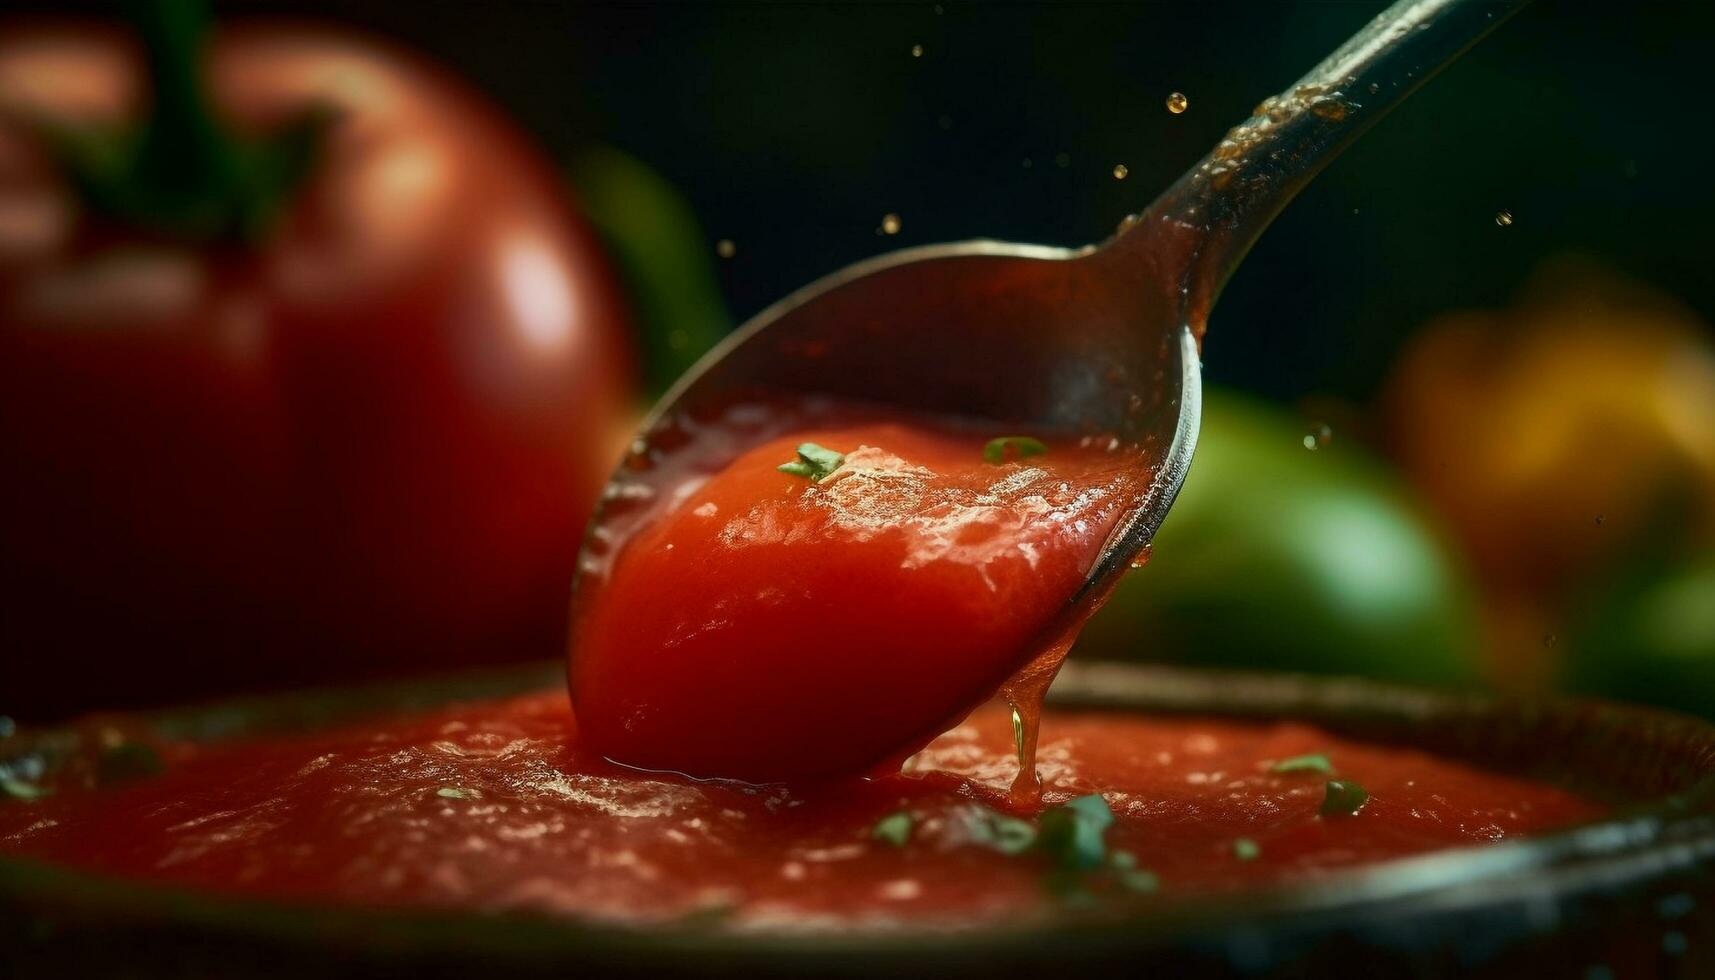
[37,0,1715,401]
[284,0,1715,405]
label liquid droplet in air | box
[911,44,924,58]
[1166,92,1189,114]
[1543,633,1557,648]
[715,239,736,258]
[1495,209,1515,227]
[1112,164,1129,180]
[1302,423,1332,451]
[880,213,902,235]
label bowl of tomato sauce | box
[3,659,1713,979]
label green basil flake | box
[983,436,1048,464]
[436,786,476,800]
[961,806,1038,855]
[776,442,845,482]
[1109,848,1160,892]
[1,777,48,802]
[1035,794,1115,871]
[1269,753,1334,775]
[872,810,914,847]
[1320,779,1370,818]
[1232,837,1261,861]
[1119,868,1161,894]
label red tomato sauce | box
[0,692,1602,933]
[571,399,1148,784]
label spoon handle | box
[1116,0,1529,332]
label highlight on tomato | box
[0,5,637,718]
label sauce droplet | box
[1112,164,1129,180]
[911,43,924,58]
[1495,209,1514,227]
[879,213,902,235]
[1166,91,1189,114]
[715,239,736,259]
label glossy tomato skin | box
[0,23,635,718]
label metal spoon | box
[579,0,1524,617]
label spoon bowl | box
[577,0,1526,639]
[626,239,1202,601]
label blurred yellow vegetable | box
[1386,263,1715,592]
[1384,262,1715,686]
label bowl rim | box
[5,659,1715,967]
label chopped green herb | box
[959,806,1038,855]
[776,442,845,482]
[983,436,1048,464]
[1232,837,1261,861]
[1107,848,1161,892]
[1269,753,1334,775]
[963,802,1160,901]
[1035,794,1115,871]
[872,810,914,847]
[1320,779,1370,818]
[1118,868,1161,893]
[436,786,476,800]
[1,777,47,801]
[98,742,164,785]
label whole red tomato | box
[0,20,635,718]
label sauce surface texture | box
[0,692,1602,933]
[571,407,1145,782]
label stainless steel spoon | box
[579,0,1525,620]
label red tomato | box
[0,23,635,718]
[569,415,1143,783]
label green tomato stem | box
[130,0,239,216]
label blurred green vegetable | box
[1562,555,1715,719]
[570,146,731,395]
[1075,390,1480,686]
